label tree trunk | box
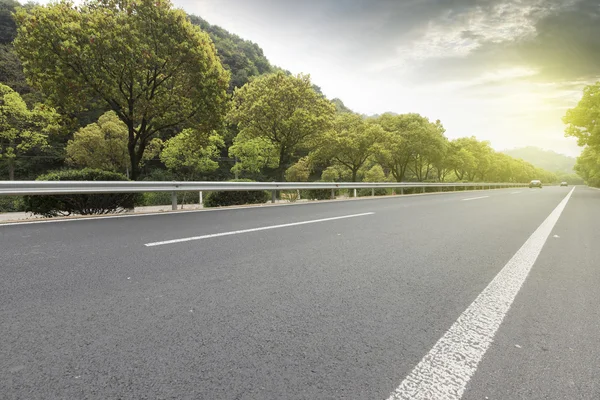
[8,159,15,180]
[351,168,358,182]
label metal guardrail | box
[0,180,527,210]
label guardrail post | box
[422,186,425,193]
[371,188,375,197]
[331,188,335,200]
[271,190,276,203]
[353,188,357,198]
[400,187,404,195]
[171,191,177,211]
[199,191,203,205]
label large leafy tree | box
[228,72,335,180]
[14,0,230,179]
[160,129,223,180]
[0,83,59,179]
[311,113,383,182]
[374,113,444,182]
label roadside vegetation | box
[0,0,582,214]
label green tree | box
[311,113,383,182]
[0,83,59,179]
[229,136,279,176]
[564,82,600,149]
[66,111,129,173]
[160,128,223,180]
[228,72,335,180]
[14,0,229,179]
[285,157,310,182]
[374,113,445,182]
[363,164,387,182]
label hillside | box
[502,147,576,174]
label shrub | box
[0,196,25,213]
[302,188,332,200]
[140,191,200,206]
[24,169,137,217]
[203,179,270,207]
[358,188,389,197]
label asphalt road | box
[1,186,598,399]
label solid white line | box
[461,196,489,201]
[388,187,575,400]
[144,212,375,247]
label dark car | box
[529,180,542,188]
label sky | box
[169,0,600,157]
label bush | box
[358,188,389,197]
[140,191,200,206]
[302,188,332,200]
[24,169,138,217]
[203,179,270,207]
[0,196,25,213]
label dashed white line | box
[388,187,575,400]
[511,191,521,194]
[144,212,375,247]
[461,196,489,201]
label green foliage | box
[23,168,137,217]
[14,0,230,179]
[311,113,384,181]
[564,83,600,186]
[228,72,335,180]
[564,83,600,148]
[187,15,272,91]
[574,146,600,187]
[0,0,19,45]
[229,135,278,176]
[302,188,331,200]
[203,179,269,207]
[285,157,311,182]
[66,111,129,173]
[0,83,60,179]
[160,128,223,179]
[0,194,24,212]
[363,164,387,182]
[331,98,353,114]
[320,164,351,182]
[374,113,446,182]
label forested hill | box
[502,147,576,174]
[0,0,276,95]
[187,15,274,91]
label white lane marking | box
[511,191,521,194]
[388,187,575,400]
[461,196,489,201]
[144,212,375,247]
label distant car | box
[560,181,568,187]
[529,180,542,188]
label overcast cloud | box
[177,0,600,155]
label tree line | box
[564,83,600,187]
[1,0,558,187]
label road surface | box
[1,186,599,399]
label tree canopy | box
[311,113,383,182]
[228,72,335,180]
[0,83,59,179]
[14,0,230,179]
